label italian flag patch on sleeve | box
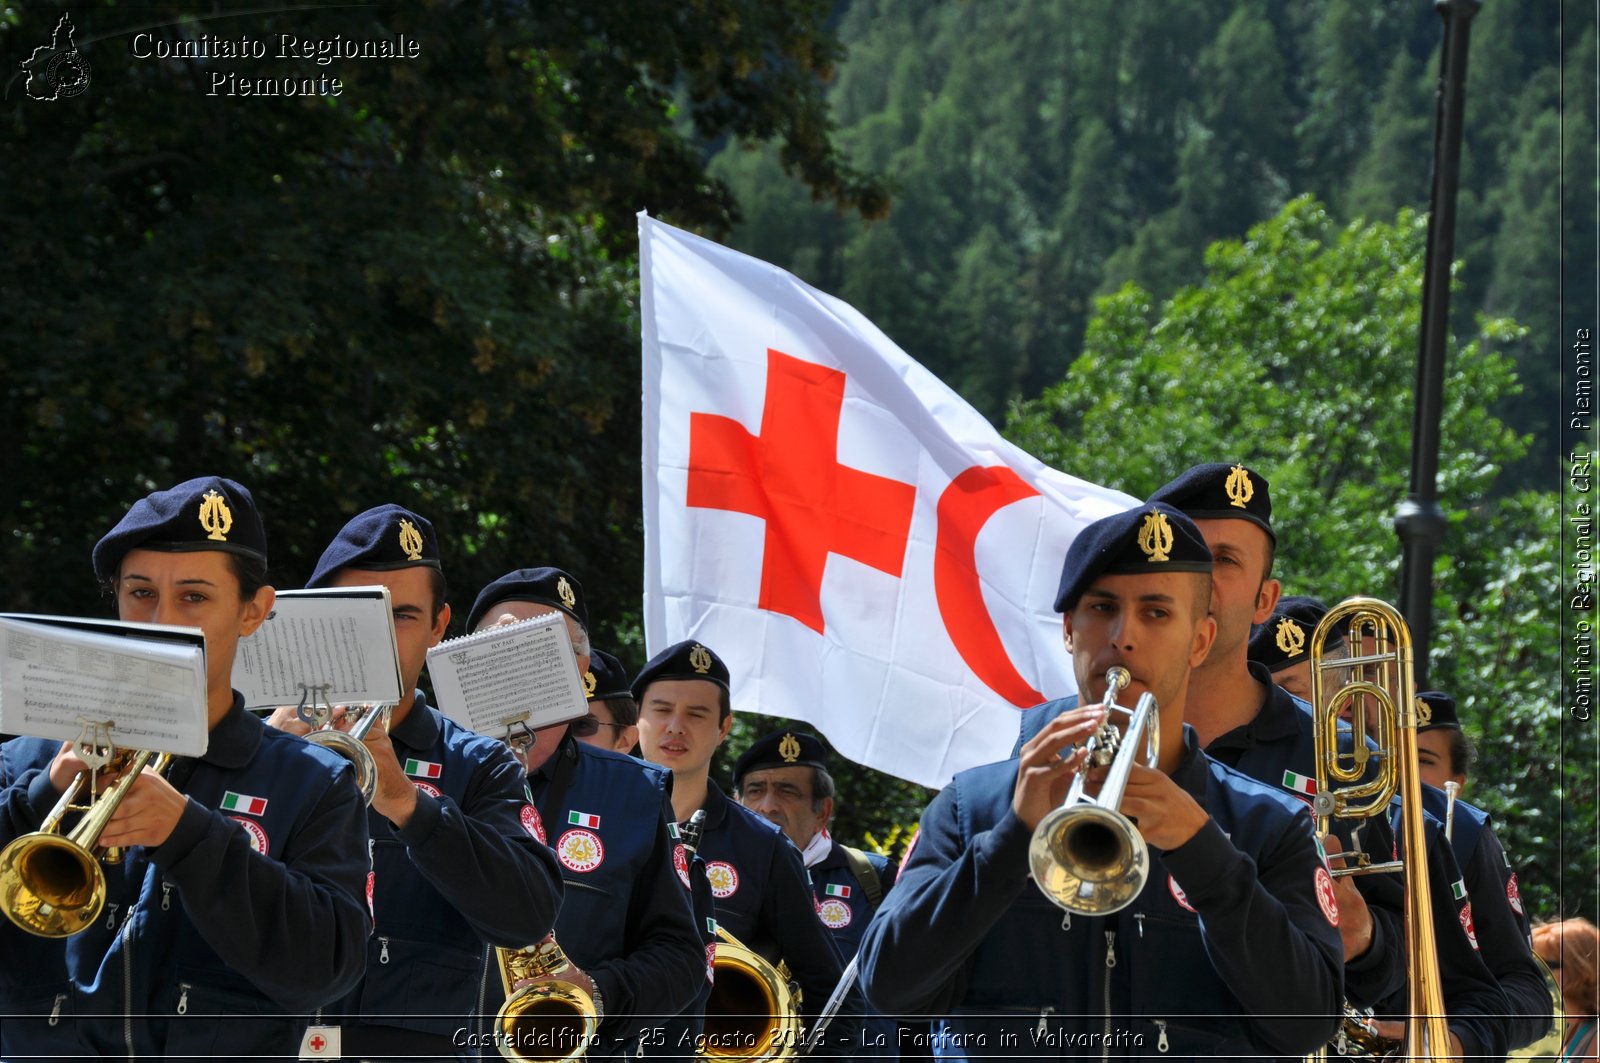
[824,883,852,898]
[221,791,268,816]
[1282,770,1317,796]
[569,811,601,829]
[403,759,442,779]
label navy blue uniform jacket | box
[509,734,703,1057]
[0,699,369,1060]
[812,838,899,1058]
[697,784,861,1047]
[333,691,561,1044]
[1421,785,1549,1051]
[860,719,1343,1061]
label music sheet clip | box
[294,683,336,730]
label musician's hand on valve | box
[1116,764,1207,850]
[1011,708,1103,831]
[360,711,418,829]
[97,770,187,850]
[1321,835,1375,960]
[264,704,315,736]
[47,740,98,796]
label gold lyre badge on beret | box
[583,670,598,698]
[1416,698,1433,726]
[1274,618,1306,656]
[778,734,801,763]
[398,518,424,562]
[1225,464,1254,509]
[198,489,233,542]
[1138,511,1174,562]
[557,576,577,610]
[688,644,713,674]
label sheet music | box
[0,615,209,756]
[426,612,588,737]
[232,587,403,711]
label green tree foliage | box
[0,0,884,637]
[713,0,1587,475]
[1008,197,1591,920]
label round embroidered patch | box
[413,781,441,799]
[557,828,604,873]
[705,943,717,984]
[1314,866,1340,927]
[521,804,546,844]
[818,898,853,929]
[673,844,691,889]
[228,815,269,854]
[706,860,740,898]
[365,870,376,919]
[1506,873,1524,917]
[1168,875,1196,914]
[1460,903,1479,950]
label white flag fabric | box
[640,214,1136,788]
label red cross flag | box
[639,215,1135,787]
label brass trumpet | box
[296,690,388,804]
[493,937,599,1063]
[1307,598,1450,1060]
[0,745,173,937]
[1028,666,1159,915]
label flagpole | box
[1394,0,1481,688]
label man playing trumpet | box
[858,502,1343,1060]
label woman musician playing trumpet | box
[0,476,370,1059]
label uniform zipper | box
[176,983,190,1015]
[121,907,136,1057]
[161,883,173,911]
[1101,930,1116,1062]
[1153,1018,1169,1052]
[378,936,390,964]
[1036,1006,1054,1039]
[48,994,65,1026]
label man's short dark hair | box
[600,694,639,728]
[811,766,836,813]
[426,567,449,624]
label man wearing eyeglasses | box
[576,650,641,755]
[467,568,704,1060]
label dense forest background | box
[2,0,1595,922]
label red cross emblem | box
[689,348,916,634]
[309,1035,326,1051]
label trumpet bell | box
[306,728,378,803]
[1028,802,1149,916]
[497,980,598,1063]
[0,831,108,937]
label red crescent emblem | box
[521,804,546,844]
[934,466,1046,707]
[673,844,691,889]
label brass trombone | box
[1307,598,1450,1059]
[1027,666,1159,915]
[493,937,600,1063]
[0,737,173,938]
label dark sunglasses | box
[569,714,626,739]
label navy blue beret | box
[467,566,588,634]
[93,476,267,581]
[733,728,830,786]
[1417,690,1460,732]
[1053,502,1212,613]
[585,648,633,702]
[630,639,731,699]
[306,504,441,588]
[1147,462,1276,546]
[1248,595,1338,673]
